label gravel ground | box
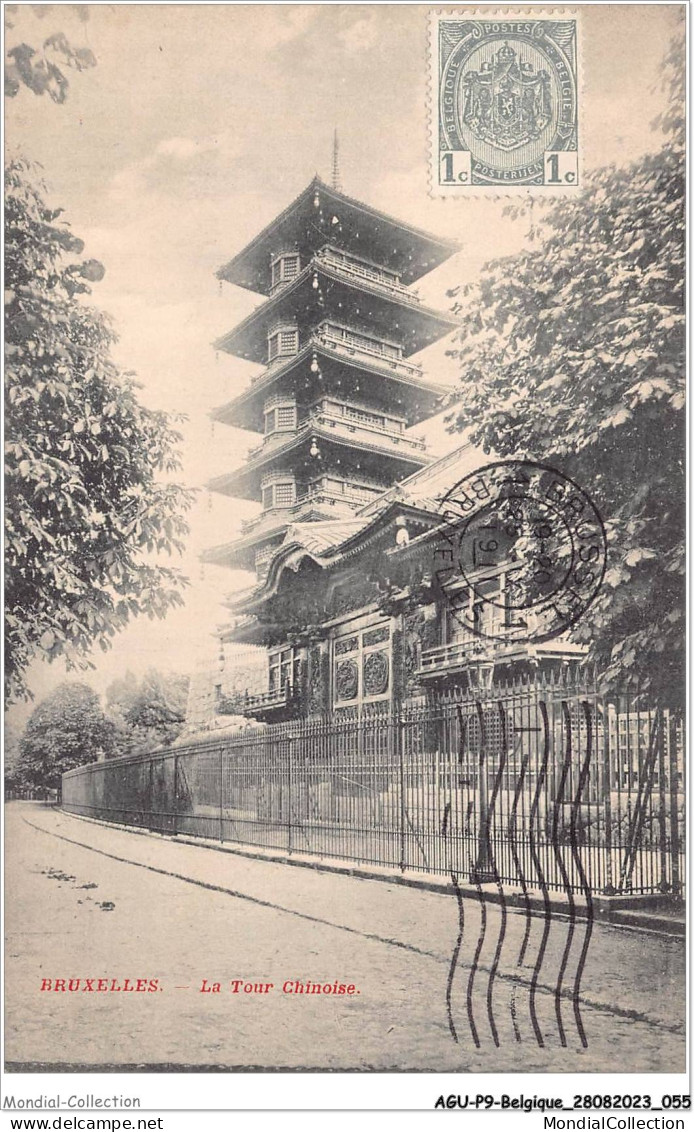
[4,803,685,1073]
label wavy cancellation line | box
[506,704,537,1043]
[446,697,595,1050]
[525,698,553,1048]
[481,702,510,1048]
[464,702,493,1049]
[446,871,465,1045]
[551,701,580,1047]
[568,702,596,1050]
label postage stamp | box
[433,461,607,644]
[429,11,580,193]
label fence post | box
[668,711,682,898]
[287,737,293,856]
[657,707,668,893]
[147,758,154,832]
[394,702,405,871]
[219,747,224,844]
[472,700,493,882]
[173,754,179,837]
[601,699,615,894]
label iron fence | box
[61,676,685,897]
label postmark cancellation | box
[429,11,580,193]
[433,461,607,646]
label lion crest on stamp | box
[462,41,553,149]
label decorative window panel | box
[448,573,533,642]
[271,254,300,290]
[474,599,504,637]
[274,482,296,506]
[455,706,515,778]
[362,651,389,697]
[267,326,298,363]
[333,623,391,707]
[268,646,301,693]
[335,659,359,702]
[363,626,389,647]
[334,636,358,656]
[276,405,297,429]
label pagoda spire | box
[331,129,341,191]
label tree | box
[5,7,96,102]
[3,721,23,795]
[106,669,190,753]
[5,161,194,702]
[445,40,684,702]
[16,682,118,790]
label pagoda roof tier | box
[219,617,267,647]
[221,500,440,633]
[207,419,431,502]
[202,494,364,571]
[217,442,482,619]
[216,177,460,295]
[202,522,286,573]
[211,338,446,433]
[214,259,459,363]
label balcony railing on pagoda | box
[314,246,420,304]
[308,404,427,452]
[304,479,381,505]
[313,323,424,379]
[216,683,300,720]
[419,637,588,677]
[245,409,427,464]
[238,480,381,539]
[247,325,427,388]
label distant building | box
[184,643,267,733]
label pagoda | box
[203,176,460,581]
[193,175,592,728]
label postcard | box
[3,0,687,1118]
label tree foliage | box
[5,161,194,702]
[446,44,684,701]
[16,682,118,789]
[5,6,96,102]
[3,722,23,793]
[106,668,190,753]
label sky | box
[4,1,684,729]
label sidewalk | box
[65,806,687,936]
[5,803,686,1072]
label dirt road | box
[4,803,685,1072]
